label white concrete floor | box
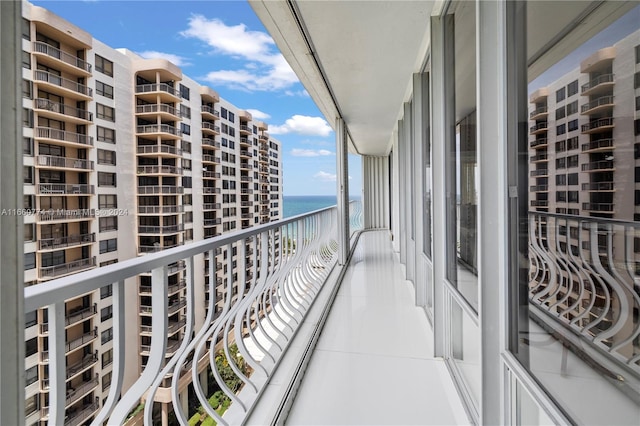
[286,230,471,425]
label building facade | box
[20,2,282,424]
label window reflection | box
[446,0,479,311]
[520,3,640,424]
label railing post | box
[336,117,350,264]
[0,1,24,424]
[48,302,67,425]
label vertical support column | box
[391,131,400,252]
[0,2,24,424]
[48,302,67,425]
[477,1,507,424]
[336,117,350,265]
[413,73,427,307]
[404,102,416,282]
[430,14,453,357]
[362,156,390,229]
[398,119,406,265]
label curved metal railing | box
[24,205,347,425]
[528,212,640,393]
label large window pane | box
[446,0,478,311]
[515,3,640,424]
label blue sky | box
[31,0,362,197]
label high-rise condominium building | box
[20,2,282,424]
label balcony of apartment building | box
[137,162,183,177]
[530,152,548,163]
[134,77,181,104]
[529,105,548,121]
[35,154,94,172]
[201,105,220,120]
[239,148,252,159]
[33,97,93,124]
[32,70,92,100]
[201,137,220,149]
[200,86,220,117]
[530,137,548,149]
[581,117,615,134]
[202,185,221,195]
[203,198,221,211]
[136,101,181,121]
[138,203,185,216]
[38,231,95,252]
[137,140,182,158]
[239,124,252,135]
[529,121,548,135]
[34,126,94,147]
[237,137,251,148]
[136,121,182,139]
[201,121,220,136]
[39,255,96,280]
[201,154,221,165]
[138,236,184,253]
[31,40,91,76]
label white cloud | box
[181,15,298,92]
[291,149,333,157]
[137,50,191,67]
[245,109,271,121]
[284,89,310,97]
[314,171,336,182]
[270,115,333,137]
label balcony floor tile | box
[286,231,470,425]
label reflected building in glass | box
[527,27,640,424]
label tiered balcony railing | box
[24,203,365,425]
[581,95,615,114]
[137,145,182,156]
[201,122,220,133]
[138,205,184,214]
[529,106,548,119]
[202,138,220,149]
[529,122,548,134]
[33,70,92,97]
[34,98,93,121]
[135,104,180,117]
[36,184,95,195]
[39,233,95,251]
[201,105,220,117]
[138,186,184,195]
[135,83,180,97]
[581,117,614,133]
[138,224,185,234]
[528,212,640,402]
[136,124,182,137]
[582,138,614,152]
[40,257,96,279]
[36,155,94,171]
[137,165,183,175]
[35,127,93,146]
[32,41,92,73]
[581,73,614,94]
[38,209,95,222]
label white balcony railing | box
[25,203,362,425]
[528,212,640,392]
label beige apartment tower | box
[20,2,283,424]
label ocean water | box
[283,195,337,218]
[283,195,362,218]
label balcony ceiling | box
[250,1,635,157]
[250,0,436,156]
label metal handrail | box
[32,41,91,72]
[24,203,359,425]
